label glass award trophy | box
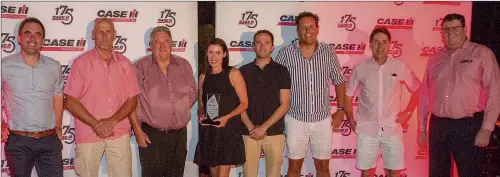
[203,93,221,125]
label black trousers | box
[139,123,187,177]
[5,134,63,177]
[429,112,485,177]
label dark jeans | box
[429,112,485,177]
[5,134,63,177]
[139,123,187,177]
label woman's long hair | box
[204,38,230,74]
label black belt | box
[141,123,185,134]
[431,111,484,120]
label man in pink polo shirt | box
[64,18,140,177]
[345,27,420,177]
[418,13,500,177]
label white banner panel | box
[1,2,198,177]
[216,2,472,177]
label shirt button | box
[108,110,111,112]
[108,98,111,101]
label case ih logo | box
[1,160,10,175]
[157,9,176,27]
[61,125,75,144]
[423,1,461,6]
[329,43,366,55]
[432,18,444,31]
[1,5,29,19]
[1,33,16,53]
[334,170,351,177]
[332,148,357,159]
[41,38,86,51]
[388,41,403,58]
[113,36,127,54]
[238,11,258,28]
[337,14,356,31]
[52,5,74,25]
[277,15,296,26]
[62,158,75,170]
[96,9,138,22]
[228,40,253,52]
[376,18,414,30]
[146,39,188,52]
[420,46,444,57]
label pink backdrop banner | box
[216,2,472,177]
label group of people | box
[1,10,498,177]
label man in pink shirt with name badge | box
[64,18,140,177]
[346,27,420,177]
[418,13,500,177]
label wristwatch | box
[337,106,346,111]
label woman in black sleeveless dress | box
[194,38,248,177]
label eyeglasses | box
[442,25,464,32]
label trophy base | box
[202,119,221,125]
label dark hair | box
[205,38,229,74]
[369,27,392,42]
[253,29,274,45]
[295,11,320,29]
[18,17,46,38]
[443,13,466,27]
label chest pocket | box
[386,74,399,90]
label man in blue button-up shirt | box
[1,17,64,177]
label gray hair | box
[149,26,172,41]
[93,18,115,31]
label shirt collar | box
[91,48,119,62]
[251,58,275,68]
[293,40,321,52]
[17,52,46,65]
[370,56,393,66]
[150,54,178,67]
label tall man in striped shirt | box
[418,13,500,177]
[276,11,347,177]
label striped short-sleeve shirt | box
[275,41,346,122]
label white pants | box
[356,130,404,170]
[284,115,333,159]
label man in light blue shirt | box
[1,17,64,177]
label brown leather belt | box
[10,128,56,138]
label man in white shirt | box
[345,27,420,177]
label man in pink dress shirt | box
[345,27,420,177]
[64,18,140,177]
[418,13,500,177]
[130,26,197,177]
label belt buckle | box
[33,132,39,138]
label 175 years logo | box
[238,11,258,28]
[52,5,74,25]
